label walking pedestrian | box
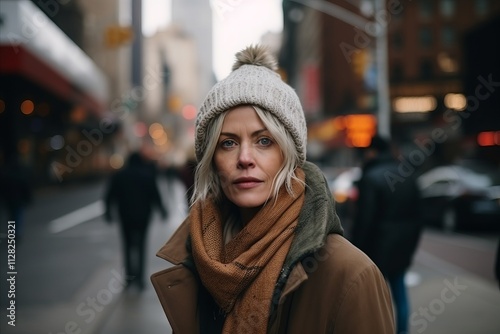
[151,45,395,333]
[104,151,168,290]
[351,135,423,334]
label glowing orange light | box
[344,114,377,147]
[153,135,168,146]
[477,131,495,146]
[21,100,34,115]
[168,95,182,112]
[334,192,348,203]
[344,114,377,130]
[149,123,164,139]
[495,131,500,145]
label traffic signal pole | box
[374,0,390,139]
[131,0,142,87]
[290,0,391,139]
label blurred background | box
[0,0,499,333]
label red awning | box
[0,1,108,116]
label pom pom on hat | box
[232,44,278,71]
[195,45,307,165]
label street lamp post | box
[131,0,142,87]
[374,0,390,139]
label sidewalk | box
[406,249,500,334]
[93,220,178,334]
[94,179,187,334]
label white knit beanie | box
[195,45,307,165]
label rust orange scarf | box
[190,168,305,333]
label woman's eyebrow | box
[219,128,269,137]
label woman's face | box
[214,105,284,209]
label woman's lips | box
[233,178,262,189]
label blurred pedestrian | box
[104,151,168,290]
[0,157,33,242]
[351,135,423,334]
[151,45,394,333]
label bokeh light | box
[21,100,34,115]
[110,153,125,169]
[50,135,65,150]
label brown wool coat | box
[151,220,395,334]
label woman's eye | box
[258,137,272,146]
[221,139,236,148]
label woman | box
[151,45,395,333]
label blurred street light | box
[352,49,369,78]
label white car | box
[417,163,500,231]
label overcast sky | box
[142,0,283,81]
[212,0,283,80]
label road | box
[0,176,499,334]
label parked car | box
[417,162,500,231]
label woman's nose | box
[237,145,255,169]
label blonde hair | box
[191,106,301,206]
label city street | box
[2,1,499,333]
[1,176,499,334]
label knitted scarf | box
[190,168,306,333]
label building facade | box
[280,0,500,165]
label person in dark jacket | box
[351,135,423,334]
[104,152,168,290]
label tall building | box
[387,0,500,143]
[281,0,377,165]
[172,0,214,105]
